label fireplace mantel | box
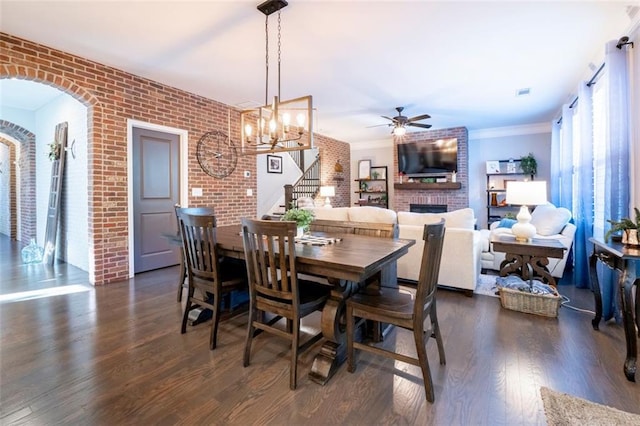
[394,182,461,190]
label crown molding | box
[469,122,551,140]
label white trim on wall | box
[126,119,189,278]
[469,122,551,140]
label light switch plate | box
[192,188,203,197]
[246,188,253,196]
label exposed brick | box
[1,31,350,285]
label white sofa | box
[397,209,482,295]
[479,203,576,278]
[303,206,482,295]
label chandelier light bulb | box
[394,126,406,136]
[244,124,253,138]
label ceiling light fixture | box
[240,0,313,155]
[393,126,407,136]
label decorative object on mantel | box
[240,0,313,155]
[605,207,640,246]
[281,204,315,237]
[519,152,537,176]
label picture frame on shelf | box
[358,160,371,179]
[486,160,501,174]
[506,160,517,174]
[267,155,283,174]
[370,166,386,180]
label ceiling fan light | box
[393,126,407,136]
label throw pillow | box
[530,203,571,236]
[497,218,517,229]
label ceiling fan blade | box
[407,123,432,129]
[381,115,399,123]
[407,113,431,122]
[366,123,391,128]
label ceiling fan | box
[379,106,432,136]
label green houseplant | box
[520,153,537,176]
[281,205,315,235]
[605,207,640,245]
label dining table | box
[214,224,415,385]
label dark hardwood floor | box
[1,234,638,425]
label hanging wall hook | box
[64,139,76,159]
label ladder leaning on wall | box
[42,122,68,265]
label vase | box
[622,229,639,246]
[297,226,305,238]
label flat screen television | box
[397,138,458,176]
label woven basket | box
[498,286,561,318]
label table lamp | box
[505,181,547,242]
[319,186,335,208]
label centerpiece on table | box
[605,207,640,246]
[281,204,315,238]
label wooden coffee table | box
[491,234,566,287]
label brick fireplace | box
[393,127,469,212]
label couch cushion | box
[530,203,571,236]
[397,208,475,229]
[348,206,397,224]
[307,207,350,221]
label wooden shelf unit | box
[355,166,388,208]
[486,159,534,227]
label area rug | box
[541,386,640,425]
[474,273,499,298]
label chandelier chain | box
[264,14,269,105]
[277,10,282,99]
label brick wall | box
[315,133,350,207]
[1,32,351,284]
[393,127,469,212]
[0,123,36,243]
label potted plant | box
[520,153,537,176]
[605,208,640,245]
[281,205,315,237]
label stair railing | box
[284,154,320,210]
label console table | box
[491,234,566,287]
[588,237,640,382]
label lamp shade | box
[319,186,335,197]
[506,181,547,206]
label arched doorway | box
[0,77,94,275]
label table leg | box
[635,279,640,337]
[619,268,637,382]
[499,253,555,287]
[309,278,354,385]
[589,252,602,330]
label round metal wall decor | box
[196,131,238,179]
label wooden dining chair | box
[176,209,247,350]
[241,218,331,390]
[174,206,217,302]
[346,220,446,402]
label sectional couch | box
[303,206,482,295]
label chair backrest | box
[241,218,300,306]
[176,209,221,283]
[414,220,446,319]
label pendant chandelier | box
[240,0,313,155]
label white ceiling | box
[1,0,638,145]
